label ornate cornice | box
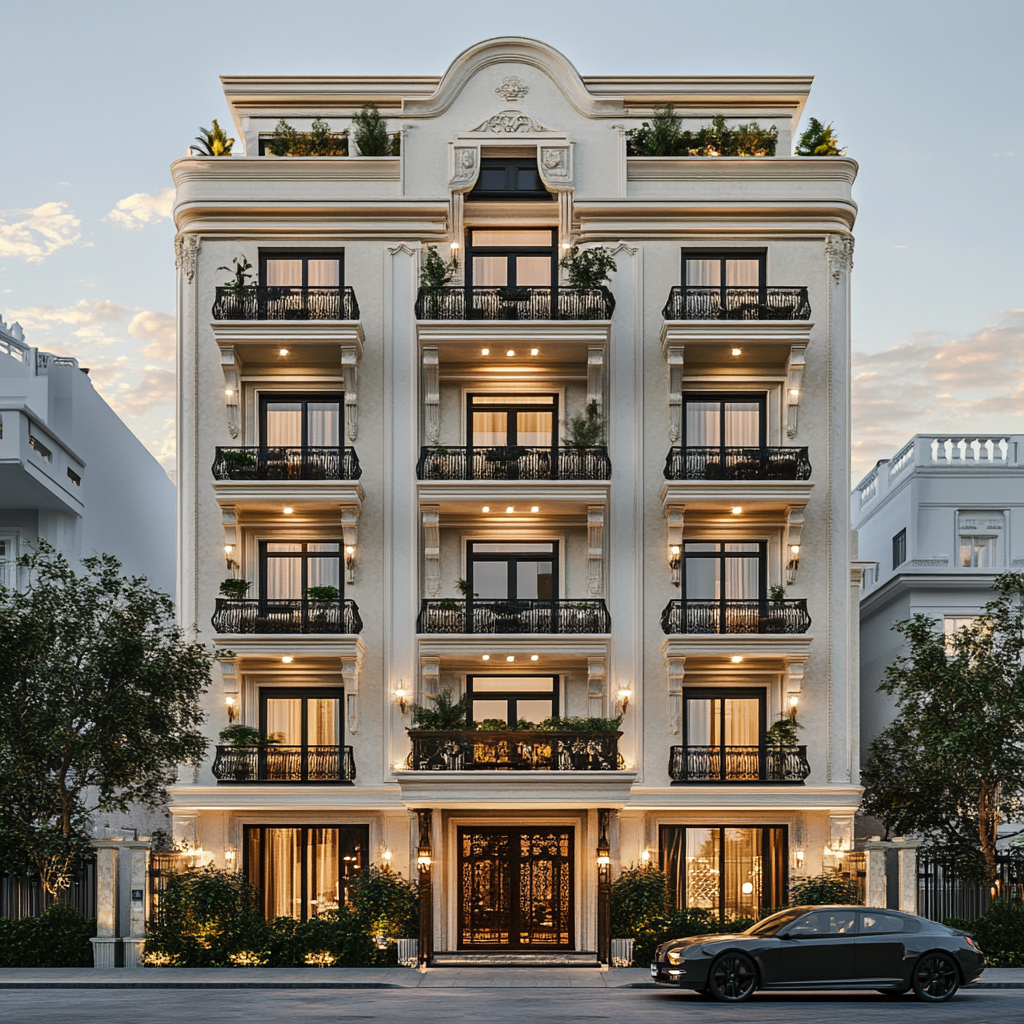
[825,233,855,280]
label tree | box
[795,118,844,156]
[0,545,211,895]
[861,573,1024,883]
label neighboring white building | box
[852,434,1024,765]
[170,37,860,959]
[0,316,176,595]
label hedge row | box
[0,903,95,967]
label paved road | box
[3,986,1023,1024]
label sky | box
[2,0,1022,481]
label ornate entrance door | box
[458,827,574,950]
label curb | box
[0,982,400,990]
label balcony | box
[662,286,810,321]
[418,599,610,634]
[212,744,355,783]
[664,446,810,482]
[417,445,609,481]
[212,446,361,481]
[212,598,363,635]
[407,730,622,771]
[415,286,614,321]
[212,286,359,321]
[668,744,810,783]
[661,599,811,635]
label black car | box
[651,905,985,1002]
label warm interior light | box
[482,506,490,513]
[279,348,289,356]
[225,696,235,706]
[795,849,805,862]
[531,506,539,513]
[283,507,294,515]
[506,506,514,514]
[731,506,743,515]
[741,882,754,895]
[481,348,489,355]
[482,655,490,661]
[506,350,515,357]
[531,655,539,661]
[392,761,405,771]
[450,241,460,251]
[506,655,515,662]
[282,656,293,664]
[224,849,235,863]
[417,855,432,868]
[531,348,539,355]
[790,545,801,554]
[730,655,743,664]
[395,688,408,700]
[561,242,571,249]
[732,348,742,356]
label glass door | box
[259,688,343,781]
[259,394,343,479]
[466,676,558,728]
[682,252,766,316]
[683,542,765,632]
[684,689,766,780]
[467,395,558,479]
[467,229,556,290]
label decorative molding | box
[586,348,604,411]
[667,346,684,443]
[340,505,360,584]
[667,657,685,735]
[420,657,440,705]
[911,558,950,567]
[538,146,571,184]
[218,345,240,439]
[665,505,685,587]
[786,344,807,439]
[422,347,440,444]
[174,234,200,283]
[1012,558,1024,567]
[588,657,607,718]
[785,508,805,584]
[587,506,605,596]
[449,145,480,192]
[342,657,359,734]
[495,75,529,101]
[825,234,855,282]
[340,345,359,441]
[422,505,440,598]
[387,243,421,257]
[785,660,805,695]
[470,110,549,134]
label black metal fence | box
[407,730,623,771]
[415,286,615,321]
[212,446,361,481]
[668,744,810,783]
[212,286,360,321]
[917,852,1024,922]
[417,445,610,481]
[660,599,811,635]
[663,446,811,481]
[417,598,610,634]
[1,859,96,921]
[212,598,363,635]
[662,286,811,321]
[212,744,356,783]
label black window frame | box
[465,228,558,291]
[892,528,907,570]
[259,540,344,601]
[258,686,345,747]
[681,392,768,449]
[259,393,345,449]
[258,251,345,289]
[680,249,767,299]
[467,539,559,603]
[466,675,559,727]
[683,687,768,758]
[243,823,368,922]
[466,393,559,449]
[681,541,767,604]
[467,157,553,201]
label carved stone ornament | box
[540,147,570,179]
[174,233,200,283]
[495,75,529,101]
[471,110,549,134]
[451,147,477,183]
[824,234,855,281]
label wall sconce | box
[417,847,433,870]
[788,544,801,573]
[794,848,805,867]
[668,545,681,587]
[224,544,237,571]
[788,694,799,721]
[382,849,393,871]
[345,545,356,583]
[225,695,238,722]
[393,684,410,715]
[641,849,651,864]
[616,689,633,715]
[224,847,236,870]
[449,241,459,268]
[741,881,754,895]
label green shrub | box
[535,715,622,733]
[351,104,399,156]
[611,864,669,938]
[349,866,419,940]
[796,118,844,157]
[791,873,862,905]
[219,578,251,599]
[626,107,777,157]
[0,903,95,967]
[632,907,748,966]
[267,118,348,157]
[562,401,607,449]
[947,899,1024,967]
[419,246,457,292]
[410,688,472,730]
[559,245,617,291]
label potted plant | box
[222,449,256,479]
[563,401,607,452]
[219,578,251,600]
[626,106,778,158]
[764,584,789,632]
[267,118,348,157]
[795,118,845,157]
[217,257,254,296]
[409,688,473,732]
[558,245,617,317]
[218,724,278,781]
[764,714,802,780]
[418,246,457,318]
[305,584,340,628]
[193,120,234,157]
[351,103,400,156]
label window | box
[960,535,997,567]
[788,909,858,935]
[466,676,558,727]
[683,394,766,449]
[260,541,343,600]
[892,529,906,569]
[260,394,343,448]
[957,511,1004,568]
[258,252,343,289]
[682,252,766,292]
[260,688,343,746]
[468,394,557,448]
[468,541,557,601]
[466,229,556,290]
[944,615,980,655]
[684,542,764,603]
[660,825,786,922]
[684,689,766,780]
[245,824,367,921]
[0,537,16,590]
[468,157,552,201]
[859,911,920,935]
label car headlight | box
[667,948,685,965]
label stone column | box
[863,841,889,908]
[122,840,151,968]
[896,841,921,915]
[90,839,123,968]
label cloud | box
[106,189,174,230]
[127,311,175,361]
[852,310,1024,479]
[94,366,177,418]
[0,201,81,262]
[10,298,130,328]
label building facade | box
[852,434,1024,767]
[170,37,860,959]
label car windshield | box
[744,908,809,936]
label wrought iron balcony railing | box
[211,286,360,321]
[417,445,610,481]
[664,446,811,481]
[662,286,810,321]
[212,446,361,481]
[417,598,610,634]
[660,599,811,635]
[668,744,810,783]
[212,744,356,783]
[212,598,363,635]
[415,286,614,321]
[407,730,623,771]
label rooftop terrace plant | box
[267,117,348,157]
[626,106,778,157]
[194,120,234,157]
[795,118,845,156]
[351,103,400,156]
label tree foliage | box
[0,545,211,894]
[194,120,234,157]
[790,874,861,905]
[419,245,457,292]
[558,245,617,290]
[563,400,607,449]
[351,104,399,156]
[611,863,670,938]
[626,106,778,157]
[267,118,348,157]
[795,117,845,156]
[861,574,1024,882]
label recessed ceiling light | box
[730,655,743,664]
[732,348,742,356]
[279,348,289,356]
[506,655,515,662]
[531,655,539,661]
[282,656,293,664]
[531,506,539,513]
[506,350,515,357]
[506,506,514,514]
[283,507,294,515]
[531,348,539,355]
[731,506,743,515]
[482,655,490,661]
[481,348,489,355]
[482,506,490,513]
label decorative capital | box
[495,75,529,102]
[174,234,200,283]
[824,234,854,281]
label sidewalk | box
[0,967,1021,988]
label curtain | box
[307,699,340,745]
[686,699,714,745]
[307,546,341,590]
[307,403,341,446]
[516,411,553,446]
[724,544,760,600]
[473,229,551,247]
[515,256,551,286]
[723,403,761,446]
[265,698,302,745]
[264,828,302,920]
[725,260,760,287]
[265,403,302,446]
[723,828,761,919]
[723,699,760,746]
[307,260,339,287]
[660,827,686,910]
[685,402,720,446]
[264,260,303,287]
[685,260,720,287]
[265,551,302,599]
[308,829,340,917]
[473,256,507,286]
[473,411,507,446]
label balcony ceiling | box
[396,771,638,809]
[418,480,608,520]
[212,479,364,515]
[417,635,610,666]
[660,480,812,517]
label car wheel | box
[709,952,758,1003]
[912,952,960,1002]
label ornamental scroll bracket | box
[667,346,684,443]
[174,234,200,283]
[825,234,855,282]
[342,657,359,734]
[786,344,807,439]
[587,506,605,597]
[422,505,440,598]
[341,346,358,441]
[218,344,240,439]
[422,347,440,444]
[667,657,685,735]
